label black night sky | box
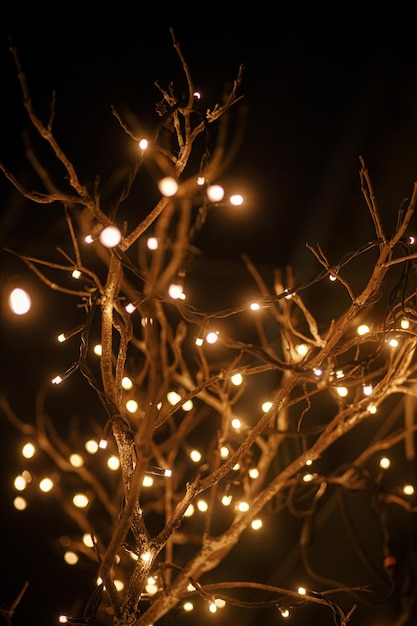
[2,7,417,626]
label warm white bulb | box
[158,176,178,197]
[9,288,31,315]
[206,184,224,202]
[205,331,218,344]
[230,194,243,206]
[99,226,122,248]
[147,236,159,250]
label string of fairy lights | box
[4,136,417,625]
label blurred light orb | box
[9,287,31,315]
[22,442,36,459]
[230,194,244,206]
[158,176,178,197]
[138,138,149,150]
[99,225,122,248]
[107,455,120,470]
[14,475,27,491]
[231,373,243,386]
[85,439,99,454]
[190,449,202,463]
[64,551,79,565]
[13,496,27,511]
[83,533,94,547]
[70,453,84,468]
[39,477,54,492]
[206,184,224,202]
[126,399,139,413]
[206,331,219,344]
[73,493,89,508]
[122,376,133,390]
[147,237,159,250]
[168,283,184,299]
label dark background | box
[2,7,417,626]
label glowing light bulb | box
[39,477,54,492]
[70,453,84,468]
[295,343,308,356]
[363,383,373,396]
[85,439,99,454]
[205,331,219,344]
[147,236,159,250]
[168,283,184,299]
[206,184,224,202]
[184,504,194,517]
[303,473,314,482]
[13,496,27,511]
[251,518,263,530]
[72,269,81,279]
[14,475,27,491]
[230,193,243,206]
[107,455,120,470]
[183,601,194,612]
[190,449,202,463]
[237,501,250,512]
[167,390,181,405]
[64,551,78,565]
[367,403,377,414]
[22,442,36,458]
[336,386,348,398]
[197,499,208,512]
[403,484,415,495]
[158,176,178,197]
[231,418,241,430]
[99,225,122,248]
[125,302,136,313]
[231,373,243,385]
[94,344,102,356]
[357,324,370,336]
[122,376,133,390]
[250,302,260,310]
[221,494,232,506]
[262,401,273,412]
[83,533,94,547]
[126,399,139,413]
[73,493,89,508]
[138,138,149,150]
[249,467,259,479]
[297,586,307,596]
[380,457,391,469]
[9,288,31,315]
